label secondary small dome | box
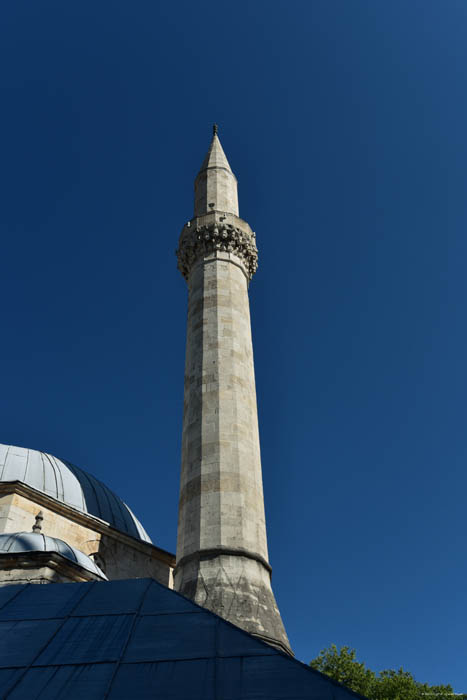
[0,531,107,579]
[0,443,150,543]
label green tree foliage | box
[310,645,374,697]
[310,645,464,700]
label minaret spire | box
[194,127,239,217]
[175,129,291,654]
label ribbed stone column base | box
[174,553,291,655]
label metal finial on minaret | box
[32,510,44,533]
[212,123,218,136]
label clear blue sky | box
[0,0,465,690]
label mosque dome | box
[0,530,107,578]
[0,443,151,543]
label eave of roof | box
[0,550,106,581]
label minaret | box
[175,126,291,654]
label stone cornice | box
[0,481,175,567]
[0,551,104,582]
[177,216,258,281]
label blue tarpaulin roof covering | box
[0,578,367,699]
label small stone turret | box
[0,518,107,586]
[175,127,291,655]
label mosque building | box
[0,129,365,700]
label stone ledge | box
[174,546,272,577]
[0,551,104,583]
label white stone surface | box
[194,132,239,216]
[175,131,290,653]
[0,488,174,586]
[177,251,267,561]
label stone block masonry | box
[174,130,290,655]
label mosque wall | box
[97,534,173,586]
[0,485,174,587]
[0,492,98,550]
[0,564,80,585]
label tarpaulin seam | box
[0,583,30,615]
[3,581,98,699]
[102,577,154,699]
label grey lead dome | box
[0,444,151,543]
[0,531,107,578]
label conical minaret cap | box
[194,126,239,217]
[198,125,233,172]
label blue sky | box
[1,0,466,690]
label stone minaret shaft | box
[175,127,290,654]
